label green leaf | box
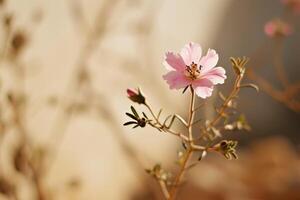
[131,106,139,118]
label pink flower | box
[162,42,226,98]
[281,0,300,15]
[264,19,293,38]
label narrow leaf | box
[239,83,259,92]
[142,112,148,119]
[126,112,138,120]
[132,124,139,129]
[131,106,139,118]
[123,121,137,126]
[218,92,226,101]
[157,109,162,120]
[162,115,172,126]
[182,85,189,94]
[174,114,188,126]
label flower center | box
[184,62,202,80]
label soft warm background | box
[0,0,299,200]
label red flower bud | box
[127,89,137,97]
[126,88,146,105]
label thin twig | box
[145,104,189,141]
[168,149,193,200]
[247,69,300,112]
[168,87,196,200]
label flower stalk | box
[124,42,256,200]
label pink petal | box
[201,67,227,85]
[127,88,137,97]
[163,71,191,89]
[264,21,276,37]
[163,52,186,71]
[194,86,214,99]
[199,49,219,73]
[192,79,214,98]
[180,42,202,66]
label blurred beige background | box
[0,0,299,200]
[1,0,234,199]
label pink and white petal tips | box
[201,67,227,85]
[164,52,186,71]
[163,71,191,89]
[194,86,214,99]
[162,42,226,99]
[180,42,202,66]
[192,79,214,99]
[199,49,219,73]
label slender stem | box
[145,90,208,200]
[209,74,243,127]
[273,38,289,87]
[168,88,196,200]
[145,104,189,141]
[8,59,46,200]
[168,149,193,200]
[159,180,170,199]
[187,87,196,142]
[11,93,46,200]
[247,69,300,112]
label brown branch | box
[9,78,46,200]
[187,87,196,142]
[145,104,189,142]
[168,87,196,200]
[247,69,300,112]
[168,149,193,200]
[273,39,289,87]
[210,72,244,127]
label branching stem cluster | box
[131,58,251,200]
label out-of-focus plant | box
[124,42,257,200]
[247,0,300,113]
[0,1,47,199]
[0,0,138,199]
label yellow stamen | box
[185,62,200,80]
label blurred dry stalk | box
[124,58,256,200]
[171,137,300,200]
[0,0,165,199]
[0,5,46,199]
[247,8,300,113]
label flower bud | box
[126,88,146,105]
[264,19,292,38]
[213,140,238,160]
